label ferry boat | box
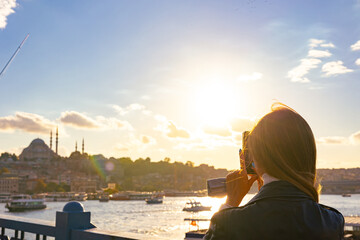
[5,195,46,212]
[182,200,211,212]
[0,193,10,203]
[110,191,153,201]
[145,196,163,204]
[71,192,87,201]
[45,192,87,202]
[110,192,130,200]
[45,192,71,202]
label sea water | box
[0,195,359,239]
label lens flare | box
[89,156,106,179]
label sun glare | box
[194,82,238,126]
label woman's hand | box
[225,151,258,207]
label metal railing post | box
[55,202,95,240]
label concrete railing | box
[0,201,141,240]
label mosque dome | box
[19,138,56,161]
[30,138,46,146]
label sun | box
[193,82,238,126]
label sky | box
[0,0,359,170]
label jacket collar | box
[245,180,313,206]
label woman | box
[203,104,344,240]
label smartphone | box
[242,131,256,174]
[207,177,226,197]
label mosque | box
[19,128,85,161]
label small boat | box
[99,194,110,202]
[5,195,46,212]
[182,200,211,212]
[184,218,209,239]
[342,194,351,197]
[145,196,163,204]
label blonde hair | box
[248,103,320,202]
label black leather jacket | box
[204,181,344,240]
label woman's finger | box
[239,150,249,176]
[226,170,240,181]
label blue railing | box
[0,202,149,240]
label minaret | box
[50,130,52,150]
[75,141,78,152]
[55,127,58,155]
[82,138,84,154]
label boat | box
[5,195,46,212]
[182,200,211,212]
[110,192,130,200]
[44,192,87,202]
[342,194,351,197]
[71,192,87,201]
[0,193,10,203]
[185,229,207,240]
[184,218,209,239]
[45,192,71,202]
[145,196,163,204]
[128,192,152,200]
[99,194,110,202]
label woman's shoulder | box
[212,197,344,228]
[212,203,260,224]
[316,202,345,224]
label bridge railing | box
[0,201,146,240]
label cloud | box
[0,0,17,29]
[234,134,243,143]
[320,43,335,48]
[166,121,190,138]
[322,61,353,76]
[60,111,132,130]
[350,131,360,145]
[203,126,232,137]
[0,112,55,134]
[141,135,156,144]
[114,144,129,152]
[309,39,324,48]
[237,72,263,82]
[289,38,337,83]
[287,58,322,83]
[112,103,145,116]
[95,116,133,130]
[174,142,209,151]
[308,39,335,49]
[60,111,100,129]
[230,118,255,132]
[351,40,360,51]
[308,49,332,58]
[154,116,190,139]
[356,58,360,66]
[317,131,360,145]
[316,136,348,145]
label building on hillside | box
[19,138,57,161]
[0,176,19,193]
[70,178,98,193]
